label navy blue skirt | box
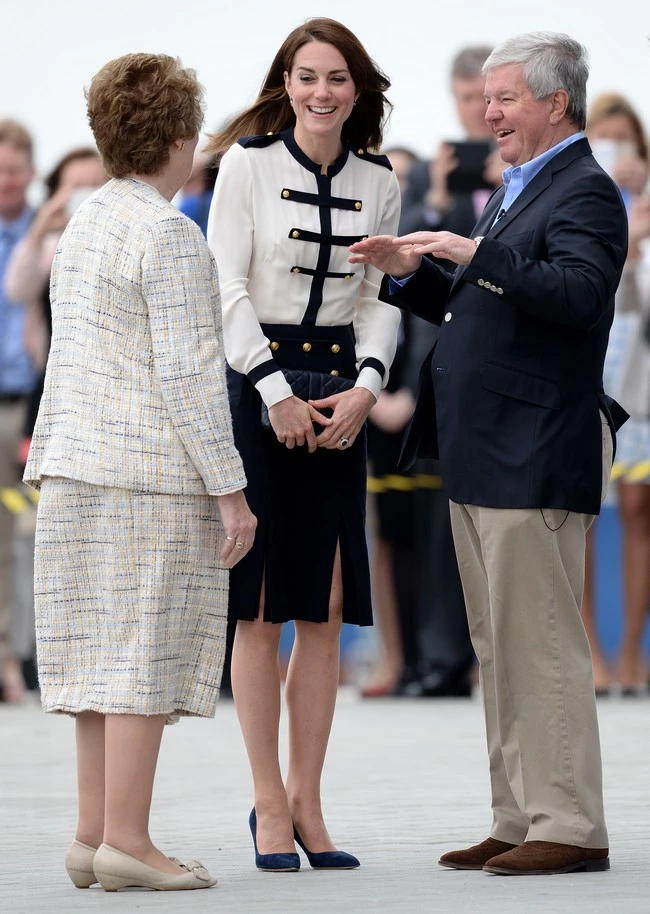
[227,324,372,625]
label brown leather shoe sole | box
[484,857,610,875]
[484,841,610,875]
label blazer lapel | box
[490,137,591,240]
[450,137,592,290]
[449,187,505,292]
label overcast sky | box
[3,0,648,194]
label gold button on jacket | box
[302,342,312,352]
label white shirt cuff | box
[355,366,382,401]
[256,371,293,409]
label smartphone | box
[446,140,493,193]
[65,186,97,218]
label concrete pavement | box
[1,688,648,913]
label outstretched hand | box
[396,231,477,266]
[348,234,422,277]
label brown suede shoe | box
[484,840,609,875]
[439,837,518,870]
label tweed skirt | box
[34,477,229,723]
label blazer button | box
[291,230,300,238]
[354,202,362,210]
[330,369,339,376]
[282,189,290,198]
[302,342,312,352]
[331,344,341,353]
[444,312,452,322]
[478,278,485,286]
[292,267,301,273]
[270,341,280,351]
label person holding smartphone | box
[400,45,496,238]
[581,92,650,696]
[5,148,106,377]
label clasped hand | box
[309,386,376,450]
[348,231,477,272]
[268,388,375,452]
[268,395,332,453]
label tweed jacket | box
[24,178,246,496]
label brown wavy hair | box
[586,92,648,162]
[206,18,391,155]
[44,147,102,198]
[86,53,205,178]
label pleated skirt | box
[227,323,373,626]
[34,477,229,723]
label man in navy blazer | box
[350,31,628,876]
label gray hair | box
[483,32,589,129]
[451,45,494,82]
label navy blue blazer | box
[383,138,629,515]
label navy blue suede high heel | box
[249,809,300,872]
[293,827,360,869]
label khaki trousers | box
[0,400,27,666]
[449,413,612,849]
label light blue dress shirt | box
[494,132,584,223]
[0,207,37,395]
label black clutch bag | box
[261,369,354,431]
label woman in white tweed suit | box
[24,53,255,892]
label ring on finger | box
[339,436,349,448]
[226,536,234,542]
[235,541,244,548]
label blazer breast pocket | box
[503,229,534,248]
[481,360,561,410]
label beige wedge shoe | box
[92,843,218,891]
[65,839,98,888]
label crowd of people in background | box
[1,41,650,709]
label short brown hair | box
[207,18,391,155]
[587,92,649,163]
[86,53,205,177]
[0,119,33,163]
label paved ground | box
[1,688,648,914]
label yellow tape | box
[611,460,650,483]
[367,473,443,493]
[0,484,39,514]
[369,462,650,494]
